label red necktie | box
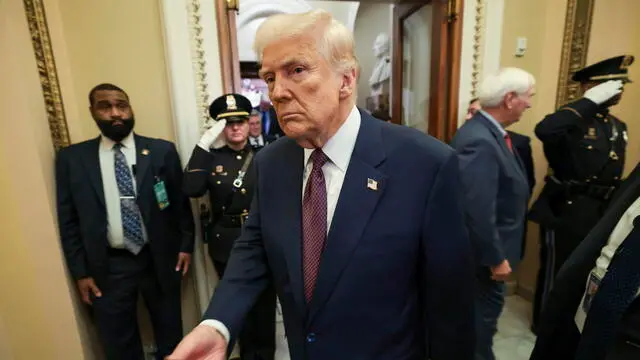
[302,149,329,303]
[504,133,513,153]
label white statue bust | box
[369,32,392,97]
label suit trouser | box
[475,268,506,360]
[91,247,183,360]
[533,225,591,331]
[212,258,276,360]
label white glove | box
[583,80,623,105]
[197,119,226,151]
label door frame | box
[215,0,241,93]
[391,0,463,141]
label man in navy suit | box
[170,9,475,360]
[56,83,194,359]
[452,68,534,360]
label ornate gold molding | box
[187,0,211,128]
[23,0,70,151]
[470,0,485,97]
[555,0,595,108]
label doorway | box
[215,0,463,142]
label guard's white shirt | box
[575,196,640,331]
[201,106,361,342]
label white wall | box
[236,0,359,62]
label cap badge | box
[226,95,237,110]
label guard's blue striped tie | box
[113,143,144,254]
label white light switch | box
[515,37,527,57]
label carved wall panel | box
[555,0,595,108]
[23,0,70,151]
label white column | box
[482,0,505,78]
[159,0,225,313]
[457,0,504,128]
[457,0,480,127]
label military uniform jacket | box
[530,98,628,230]
[183,144,256,262]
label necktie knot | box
[113,143,123,152]
[311,149,328,169]
[504,133,513,152]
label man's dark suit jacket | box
[508,130,535,258]
[508,131,535,195]
[451,113,530,269]
[263,107,285,138]
[530,162,640,360]
[55,134,194,292]
[204,110,475,360]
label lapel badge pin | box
[141,149,150,156]
[367,178,378,191]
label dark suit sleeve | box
[456,138,504,267]
[183,145,214,198]
[55,149,88,280]
[165,143,195,253]
[422,151,475,360]
[535,98,599,142]
[202,157,270,337]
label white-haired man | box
[451,68,534,360]
[169,9,475,360]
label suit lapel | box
[134,135,152,192]
[82,137,106,207]
[277,142,307,318]
[308,112,387,324]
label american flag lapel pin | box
[367,178,378,191]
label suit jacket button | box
[306,333,316,343]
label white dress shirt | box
[202,106,362,342]
[575,196,640,331]
[479,110,507,136]
[98,133,147,248]
[250,135,265,147]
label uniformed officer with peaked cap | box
[183,93,276,360]
[530,55,634,331]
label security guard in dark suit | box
[183,94,275,360]
[530,55,634,331]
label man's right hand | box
[166,325,227,360]
[583,80,623,105]
[77,277,102,305]
[197,119,227,151]
[490,259,512,282]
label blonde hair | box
[478,67,535,107]
[253,9,359,76]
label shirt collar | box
[99,132,135,152]
[479,110,507,136]
[304,106,361,172]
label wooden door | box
[391,0,463,142]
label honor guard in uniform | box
[183,94,275,360]
[530,55,634,331]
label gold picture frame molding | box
[23,0,71,151]
[555,0,595,108]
